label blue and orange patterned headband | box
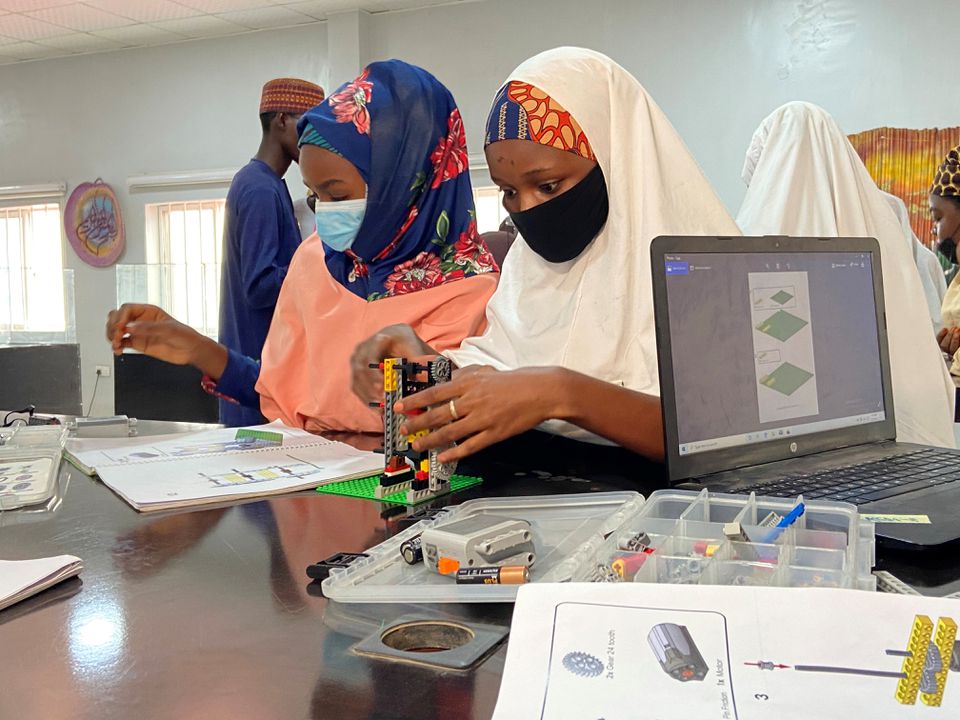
[484,81,595,161]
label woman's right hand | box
[937,326,960,356]
[350,324,437,404]
[105,303,227,377]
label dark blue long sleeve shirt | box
[218,159,301,426]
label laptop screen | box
[663,250,887,457]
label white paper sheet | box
[0,555,82,612]
[494,583,960,720]
[67,423,381,512]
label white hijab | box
[447,47,740,441]
[880,191,947,331]
[737,101,955,448]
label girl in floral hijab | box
[297,60,497,300]
[107,61,498,434]
[251,60,498,431]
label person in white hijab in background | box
[351,47,740,463]
[737,101,955,448]
[881,191,946,331]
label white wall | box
[0,24,329,415]
[367,0,960,211]
[2,0,959,416]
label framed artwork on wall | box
[64,179,125,267]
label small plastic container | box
[0,425,67,511]
[322,488,877,603]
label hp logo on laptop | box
[790,442,798,453]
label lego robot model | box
[371,356,457,503]
[648,623,709,682]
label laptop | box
[651,235,960,548]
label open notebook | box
[1,555,83,612]
[65,422,381,512]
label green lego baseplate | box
[316,473,483,505]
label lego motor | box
[647,623,709,682]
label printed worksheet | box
[494,584,960,720]
[66,423,381,512]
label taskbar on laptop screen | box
[678,411,886,457]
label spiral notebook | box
[65,422,381,512]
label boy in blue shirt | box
[218,78,324,426]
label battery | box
[455,566,529,585]
[400,536,423,565]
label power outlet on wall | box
[95,365,111,377]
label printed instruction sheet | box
[494,583,960,719]
[749,271,819,423]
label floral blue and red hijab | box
[297,60,497,301]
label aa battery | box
[400,535,423,565]
[455,566,529,585]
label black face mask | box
[509,164,609,263]
[938,237,958,265]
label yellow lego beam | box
[383,358,399,392]
[896,615,934,705]
[921,617,958,707]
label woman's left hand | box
[395,365,567,463]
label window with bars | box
[0,202,68,337]
[146,200,225,337]
[473,186,509,233]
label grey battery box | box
[421,514,535,573]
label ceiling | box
[0,0,462,65]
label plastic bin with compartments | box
[0,425,68,511]
[321,488,876,603]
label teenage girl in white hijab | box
[881,191,946,331]
[350,47,739,463]
[737,101,955,448]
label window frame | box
[0,197,73,345]
[142,197,227,338]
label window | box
[473,186,508,234]
[0,202,69,340]
[146,200,225,337]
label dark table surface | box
[2,422,958,720]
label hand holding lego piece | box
[350,324,439,404]
[396,365,566,463]
[373,356,463,503]
[105,303,228,378]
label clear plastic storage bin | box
[321,488,877,603]
[0,425,68,511]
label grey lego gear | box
[430,356,452,383]
[562,651,604,678]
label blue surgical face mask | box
[315,197,367,252]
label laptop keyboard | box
[737,447,960,505]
